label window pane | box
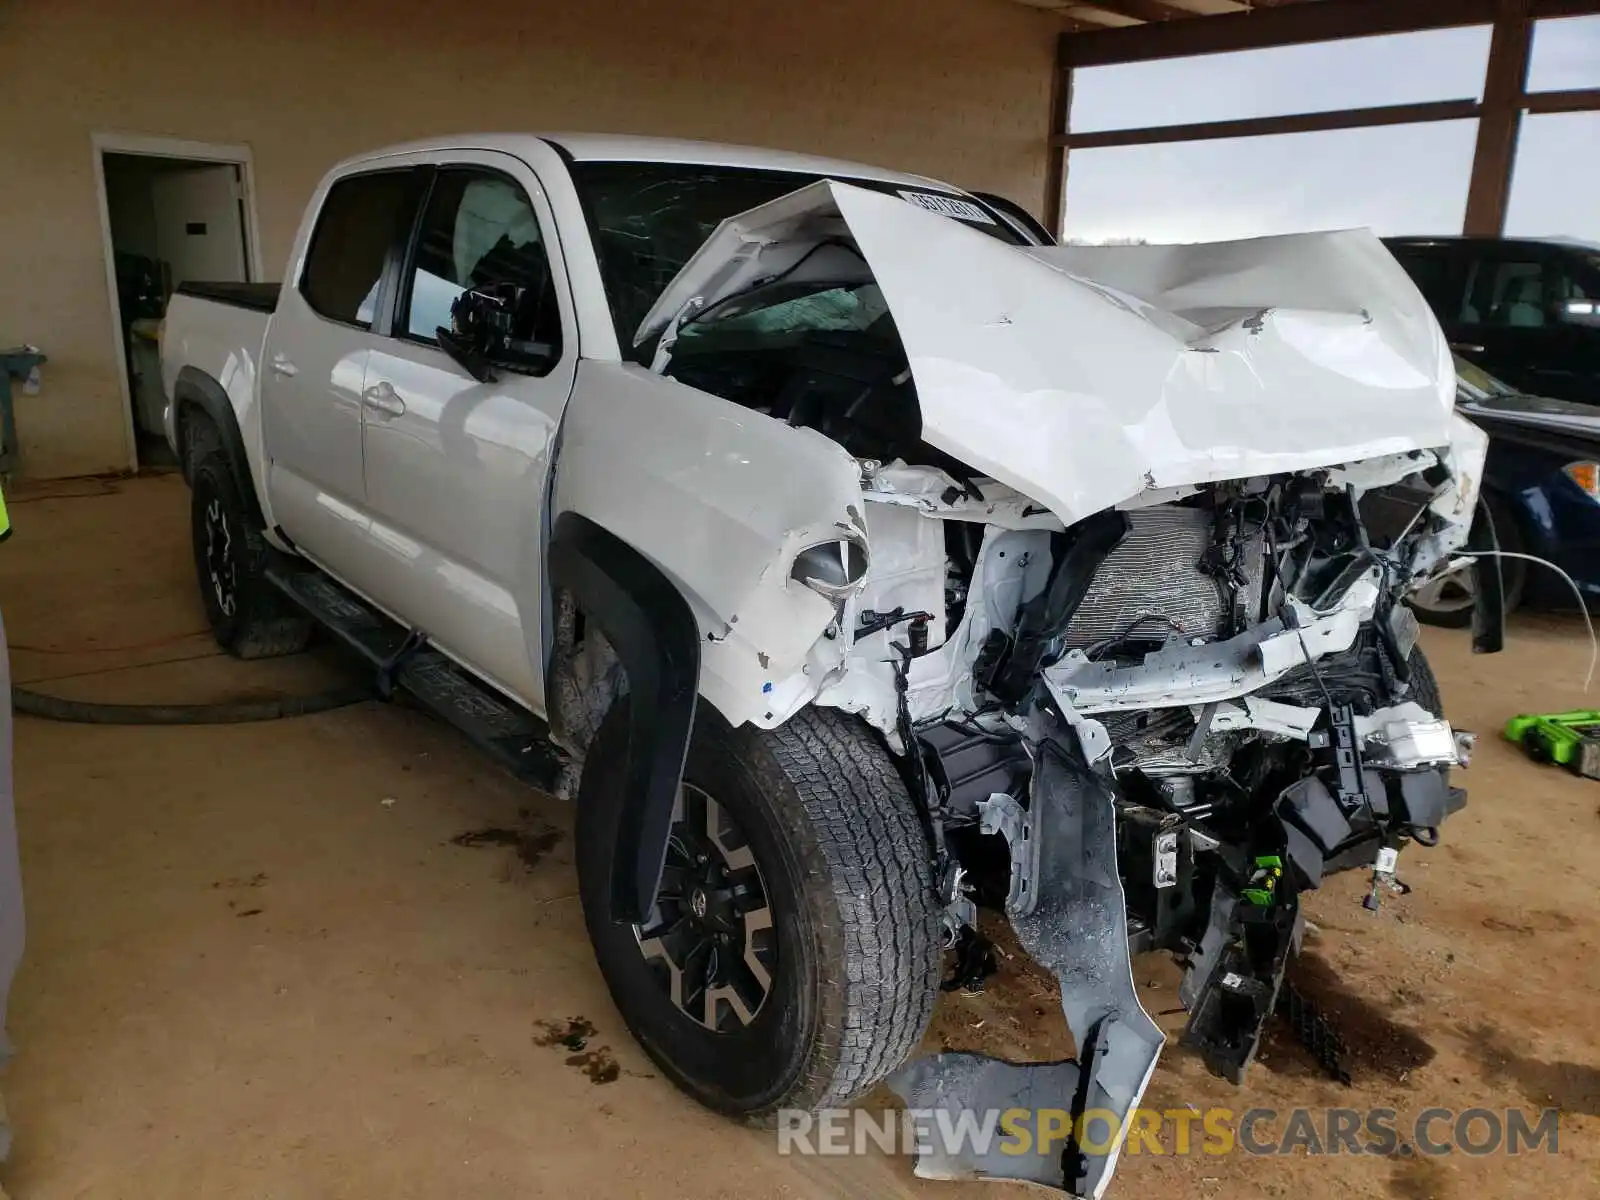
[1458,258,1546,328]
[570,163,824,353]
[1388,249,1466,316]
[1063,121,1478,244]
[1070,27,1491,133]
[1557,272,1593,302]
[1528,13,1600,91]
[404,170,561,358]
[567,162,1024,357]
[300,172,416,327]
[1505,112,1600,242]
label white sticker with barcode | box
[898,190,996,225]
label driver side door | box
[357,151,579,712]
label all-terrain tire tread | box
[189,438,312,661]
[757,706,942,1108]
[1406,645,1444,715]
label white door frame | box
[91,132,265,471]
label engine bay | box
[845,465,1474,906]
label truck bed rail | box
[173,281,281,313]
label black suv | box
[1384,236,1600,407]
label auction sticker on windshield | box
[898,190,995,225]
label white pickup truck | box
[162,133,1494,1196]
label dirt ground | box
[0,473,1596,1199]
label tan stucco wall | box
[0,0,1057,479]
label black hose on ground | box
[12,683,374,725]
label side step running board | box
[266,566,564,792]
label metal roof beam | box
[1060,0,1500,68]
[1056,97,1481,148]
[1522,86,1600,113]
[1464,0,1535,235]
[1533,0,1600,17]
[1079,1,1202,22]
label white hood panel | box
[642,182,1458,525]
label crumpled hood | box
[638,181,1458,525]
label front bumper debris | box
[889,735,1163,1198]
[889,681,1469,1196]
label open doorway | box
[93,136,260,470]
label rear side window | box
[300,171,419,328]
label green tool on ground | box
[1242,854,1284,907]
[1503,711,1600,780]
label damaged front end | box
[635,182,1493,1196]
[867,454,1481,1197]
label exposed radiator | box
[1063,505,1262,650]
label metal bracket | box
[979,792,1033,912]
[376,627,430,700]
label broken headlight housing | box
[789,537,869,600]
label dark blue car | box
[1411,357,1600,626]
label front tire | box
[576,701,942,1118]
[1406,644,1444,714]
[190,447,312,660]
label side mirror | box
[1559,298,1600,329]
[437,283,558,383]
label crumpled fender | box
[552,360,866,729]
[547,512,700,924]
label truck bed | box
[173,281,281,313]
[159,287,278,475]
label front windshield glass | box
[566,160,1022,357]
[690,284,888,339]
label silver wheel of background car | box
[1410,567,1475,620]
[1409,493,1526,629]
[633,783,776,1032]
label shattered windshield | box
[691,284,889,336]
[566,160,1022,359]
[671,283,898,358]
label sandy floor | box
[0,473,1595,1199]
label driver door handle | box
[269,353,298,378]
[362,381,407,417]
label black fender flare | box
[547,511,701,925]
[172,366,266,528]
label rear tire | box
[575,700,942,1118]
[189,446,312,660]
